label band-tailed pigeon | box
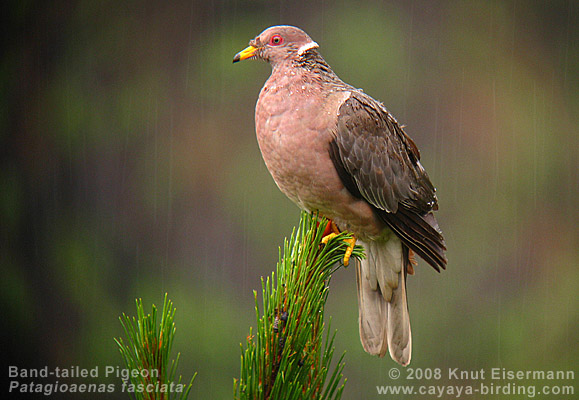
[234,25,446,366]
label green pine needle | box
[234,212,364,400]
[115,293,196,400]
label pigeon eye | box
[269,35,284,46]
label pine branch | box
[115,294,196,400]
[234,212,364,400]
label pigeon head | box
[233,25,319,67]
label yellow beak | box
[233,45,258,63]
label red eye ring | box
[269,34,284,46]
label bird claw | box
[321,221,356,266]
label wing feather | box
[330,92,447,271]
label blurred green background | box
[2,0,577,399]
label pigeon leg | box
[321,221,340,243]
[407,249,417,275]
[321,221,356,266]
[320,220,335,237]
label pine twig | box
[234,212,364,399]
[115,294,196,400]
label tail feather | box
[387,259,412,365]
[356,260,389,357]
[357,237,412,366]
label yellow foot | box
[321,222,357,266]
[321,233,338,244]
[342,237,356,266]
